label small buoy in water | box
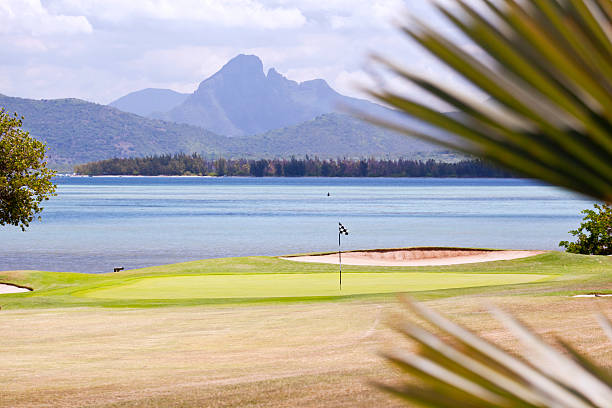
[327,192,330,196]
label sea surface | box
[0,177,592,273]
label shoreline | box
[61,174,529,179]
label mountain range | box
[111,54,404,138]
[1,54,446,170]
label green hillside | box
[0,94,232,170]
[247,113,441,158]
[1,94,444,171]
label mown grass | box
[0,251,609,309]
[76,272,552,299]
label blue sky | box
[0,0,484,106]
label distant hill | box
[0,94,232,169]
[0,93,445,170]
[244,112,441,158]
[109,88,189,117]
[113,54,425,138]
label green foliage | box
[560,203,612,255]
[0,109,56,231]
[381,299,612,408]
[364,0,612,202]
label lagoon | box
[0,177,591,273]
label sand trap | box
[572,294,612,298]
[0,283,31,294]
[282,248,546,267]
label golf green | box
[77,272,552,299]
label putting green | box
[77,272,552,299]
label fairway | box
[77,272,552,299]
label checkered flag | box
[339,222,348,235]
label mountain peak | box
[267,67,282,79]
[300,78,333,91]
[142,54,395,138]
[218,54,264,77]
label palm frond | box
[363,0,612,202]
[379,299,612,407]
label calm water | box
[0,177,591,273]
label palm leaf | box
[380,299,612,407]
[362,0,612,202]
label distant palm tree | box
[360,1,612,406]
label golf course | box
[1,249,610,407]
[0,249,576,309]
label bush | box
[0,109,56,230]
[559,204,612,255]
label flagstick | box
[337,222,348,291]
[338,230,342,291]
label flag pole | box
[337,222,348,291]
[338,229,342,291]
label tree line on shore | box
[74,154,516,177]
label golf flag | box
[338,222,348,290]
[339,222,348,235]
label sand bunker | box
[0,283,31,294]
[572,294,612,298]
[282,248,546,267]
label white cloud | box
[277,0,405,30]
[46,0,306,29]
[332,68,451,110]
[0,0,92,36]
[0,0,491,108]
[10,37,49,53]
[123,46,234,85]
[333,69,375,98]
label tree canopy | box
[0,109,56,231]
[560,203,612,255]
[74,154,514,178]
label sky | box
[0,0,485,106]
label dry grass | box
[2,295,611,407]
